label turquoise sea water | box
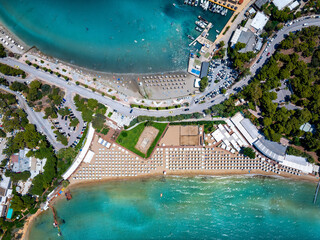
[0,0,232,73]
[29,176,320,240]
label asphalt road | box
[0,16,319,120]
[0,85,64,149]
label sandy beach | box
[18,209,43,240]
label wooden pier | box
[50,206,62,236]
[313,180,320,204]
[208,0,238,11]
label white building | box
[230,29,243,46]
[272,0,296,10]
[229,113,317,175]
[230,112,260,145]
[0,173,12,217]
[282,155,313,174]
[11,148,46,178]
[250,12,269,33]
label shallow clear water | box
[29,176,320,240]
[0,0,232,73]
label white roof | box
[0,174,11,191]
[194,78,201,88]
[249,8,256,14]
[288,1,299,10]
[272,0,293,10]
[230,29,242,45]
[62,123,95,180]
[226,119,248,147]
[83,150,95,164]
[253,139,286,161]
[0,205,6,217]
[231,113,258,145]
[283,155,313,174]
[240,118,260,140]
[251,12,269,31]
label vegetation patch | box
[130,103,181,110]
[286,146,315,163]
[116,122,167,158]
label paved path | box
[0,16,319,120]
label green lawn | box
[116,122,167,158]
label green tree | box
[0,129,6,138]
[242,147,256,159]
[70,118,79,127]
[199,77,208,92]
[92,113,106,131]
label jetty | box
[208,0,238,11]
[188,21,216,77]
[50,206,62,236]
[189,22,212,46]
[313,180,320,204]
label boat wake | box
[173,3,192,11]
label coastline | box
[20,209,43,240]
[23,171,318,240]
[0,21,30,54]
[67,171,318,190]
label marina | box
[0,0,233,73]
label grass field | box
[116,122,167,158]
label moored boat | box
[187,34,195,40]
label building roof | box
[283,155,313,174]
[255,39,263,51]
[272,0,294,10]
[300,122,314,133]
[0,174,11,190]
[251,12,269,31]
[10,154,18,163]
[253,138,286,161]
[194,78,201,88]
[231,113,258,145]
[238,31,256,52]
[200,62,209,79]
[255,0,269,9]
[0,187,6,197]
[230,29,242,45]
[284,155,308,166]
[240,118,260,140]
[288,1,299,10]
[83,150,95,164]
[248,8,257,15]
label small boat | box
[198,16,208,24]
[195,21,205,29]
[195,0,199,6]
[216,30,220,33]
[195,27,202,32]
[184,0,188,4]
[187,35,195,40]
[173,3,176,6]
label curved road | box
[0,85,64,149]
[0,16,319,118]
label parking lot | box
[194,59,239,103]
[51,97,85,147]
